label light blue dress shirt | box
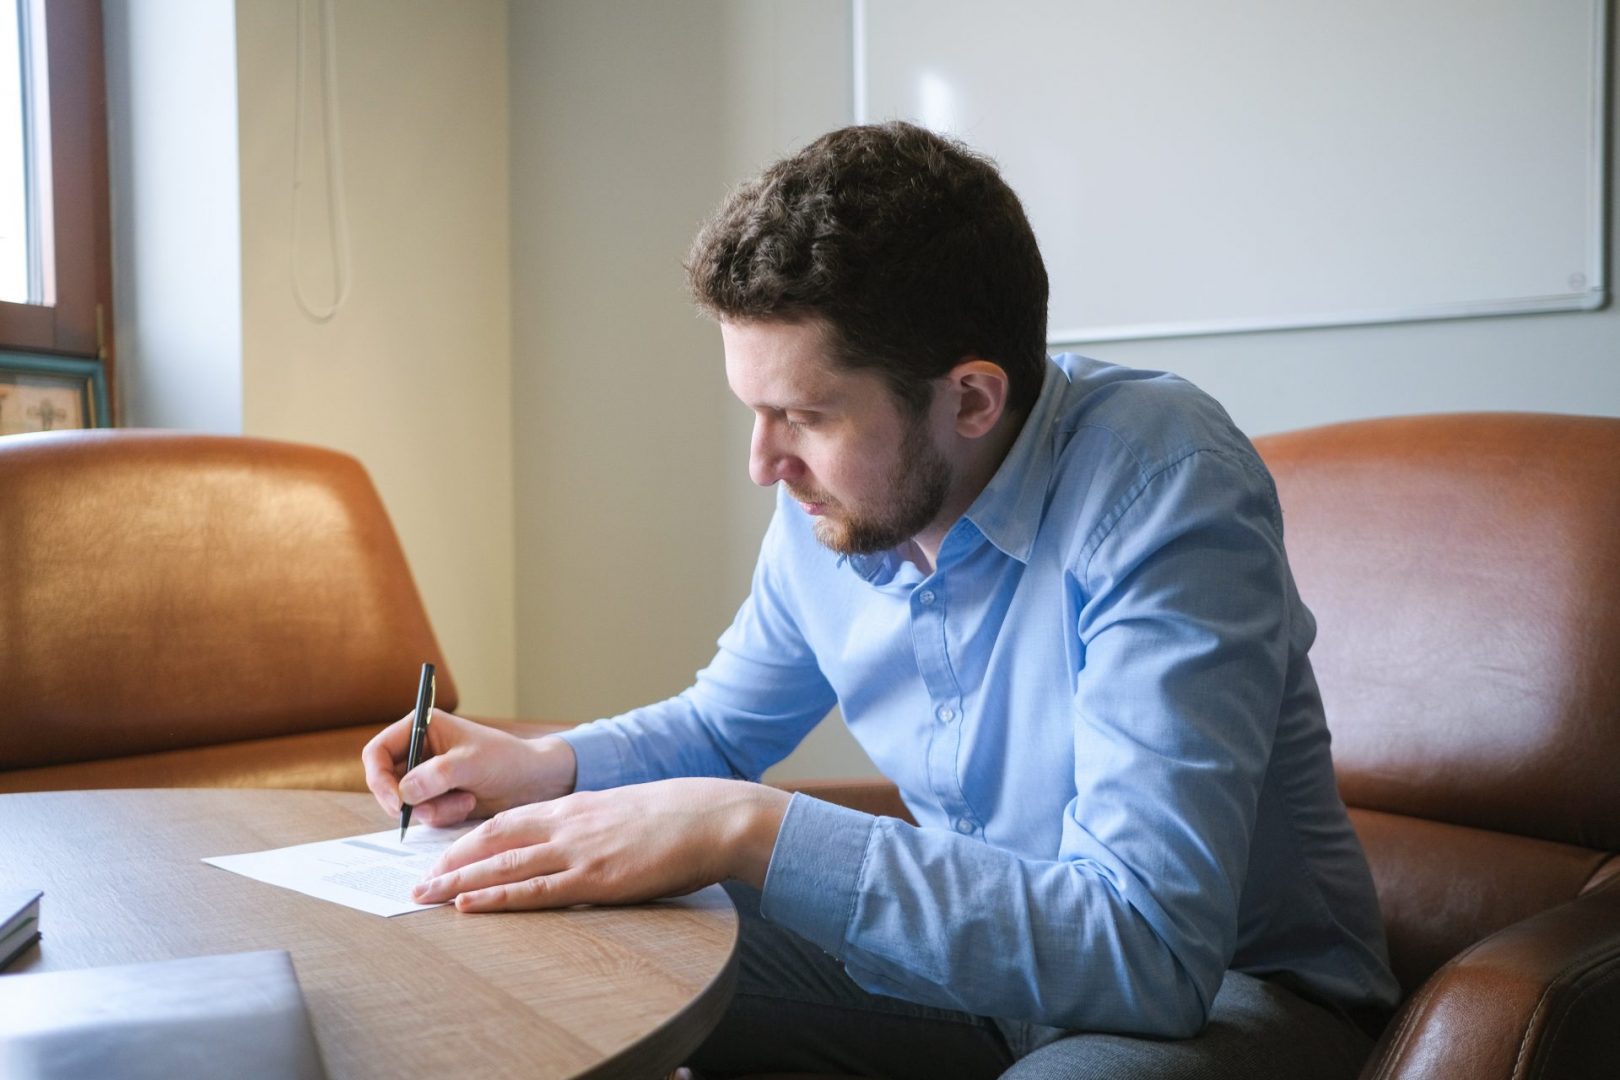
[559,355,1400,1037]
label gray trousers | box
[688,883,1375,1080]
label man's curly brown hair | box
[685,122,1049,417]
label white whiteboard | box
[855,0,1610,344]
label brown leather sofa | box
[780,412,1620,1079]
[0,429,466,793]
[1261,412,1620,1078]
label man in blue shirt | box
[364,122,1398,1078]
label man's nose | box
[749,420,800,487]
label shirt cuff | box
[552,720,627,792]
[759,792,875,956]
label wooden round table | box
[0,789,739,1079]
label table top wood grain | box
[0,788,739,1079]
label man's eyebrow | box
[750,395,841,413]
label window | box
[0,0,113,401]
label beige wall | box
[507,1,875,777]
[234,0,517,716]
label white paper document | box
[203,824,479,917]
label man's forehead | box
[722,319,871,408]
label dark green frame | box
[0,351,111,433]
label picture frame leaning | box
[0,353,111,437]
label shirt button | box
[918,589,936,606]
[936,706,955,723]
[955,818,975,835]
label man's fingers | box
[362,763,401,815]
[372,712,421,760]
[361,714,418,813]
[397,749,470,807]
[408,790,477,828]
[427,809,554,878]
[453,872,575,913]
[414,840,568,904]
[422,707,463,754]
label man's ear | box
[945,359,1010,439]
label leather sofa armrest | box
[771,777,915,825]
[1364,881,1620,1080]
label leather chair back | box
[1253,413,1620,994]
[0,430,458,773]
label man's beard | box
[792,413,952,557]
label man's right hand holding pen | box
[362,712,579,828]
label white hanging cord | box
[291,0,352,322]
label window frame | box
[0,0,113,403]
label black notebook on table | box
[0,887,42,971]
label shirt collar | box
[842,547,914,585]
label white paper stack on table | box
[0,949,327,1080]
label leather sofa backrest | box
[0,430,458,771]
[1254,412,1620,991]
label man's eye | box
[785,415,818,432]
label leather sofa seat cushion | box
[0,724,381,795]
[1349,808,1612,993]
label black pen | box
[399,662,437,841]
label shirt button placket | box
[912,581,968,827]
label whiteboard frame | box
[853,0,1612,345]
